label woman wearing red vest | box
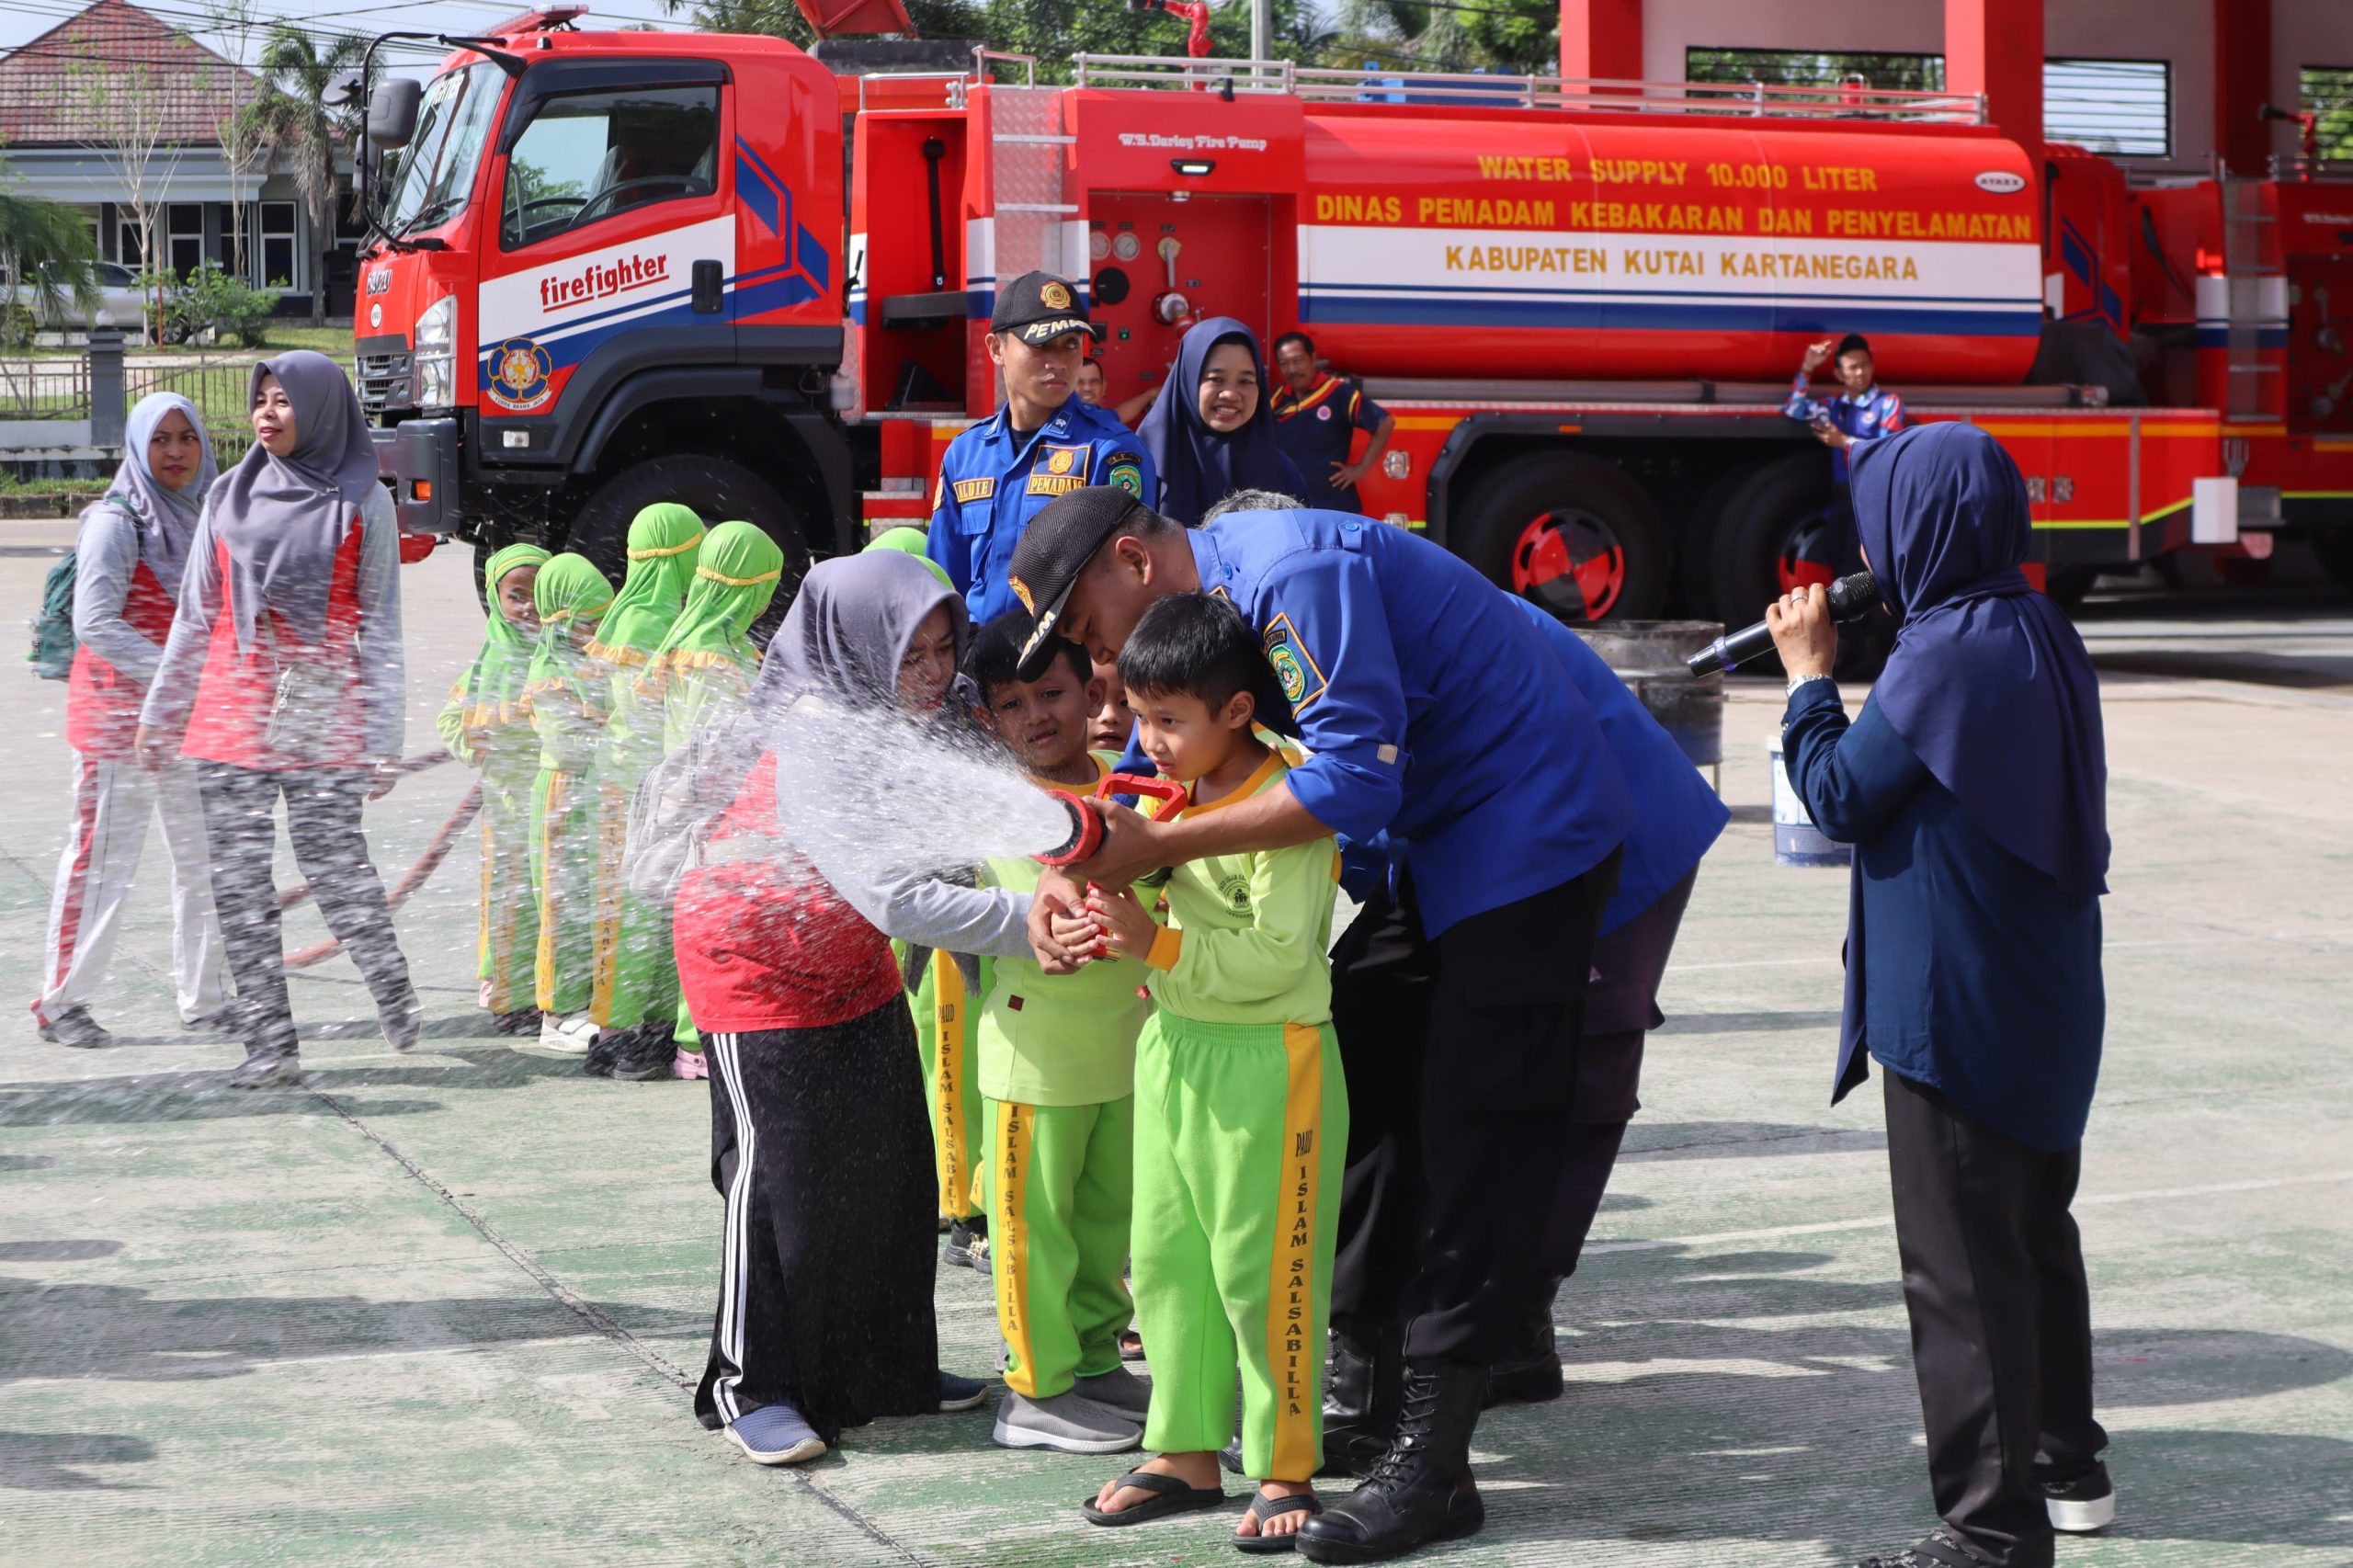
[35,392,233,1048]
[136,351,417,1089]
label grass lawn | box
[9,322,357,358]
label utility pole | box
[1251,0,1269,62]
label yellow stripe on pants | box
[992,1098,1037,1392]
[933,952,972,1218]
[1266,1021,1328,1483]
[588,781,626,1024]
[534,771,569,1005]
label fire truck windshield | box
[384,63,502,238]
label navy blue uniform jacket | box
[1782,679,2104,1151]
[1190,510,1630,938]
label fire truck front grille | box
[357,352,412,415]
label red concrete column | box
[1559,0,1643,85]
[1945,0,2040,153]
[2213,0,2275,175]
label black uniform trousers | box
[1882,1068,2107,1568]
[1523,871,1699,1340]
[198,762,413,1059]
[695,1007,941,1447]
[1328,850,1620,1365]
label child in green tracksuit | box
[522,553,614,1058]
[1079,593,1347,1551]
[962,614,1157,1455]
[642,520,784,1079]
[438,543,551,1032]
[583,503,703,1080]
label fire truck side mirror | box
[368,79,422,152]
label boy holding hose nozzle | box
[1067,592,1348,1553]
[961,611,1159,1456]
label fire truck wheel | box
[1455,453,1668,623]
[1677,460,1763,615]
[1703,450,1839,630]
[2044,566,2098,613]
[566,455,808,594]
[2312,527,2353,596]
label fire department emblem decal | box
[486,337,553,412]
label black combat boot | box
[1320,1316,1406,1477]
[1483,1278,1564,1407]
[1295,1359,1488,1563]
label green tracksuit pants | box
[983,1094,1136,1401]
[912,949,987,1221]
[476,767,540,1016]
[529,767,597,1017]
[1131,1012,1347,1483]
[588,778,678,1031]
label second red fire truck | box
[353,6,2353,627]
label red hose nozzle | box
[1034,773,1190,867]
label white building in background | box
[0,0,360,318]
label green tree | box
[1334,0,1557,76]
[239,26,368,325]
[0,157,97,347]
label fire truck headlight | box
[412,295,458,409]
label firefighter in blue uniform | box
[926,271,1155,623]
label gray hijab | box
[210,350,379,652]
[102,391,216,599]
[753,550,968,712]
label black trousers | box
[1328,851,1619,1364]
[198,763,412,1059]
[1883,1069,2107,1568]
[694,1008,941,1446]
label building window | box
[116,214,143,270]
[168,203,203,277]
[1686,49,2172,156]
[2044,59,2170,159]
[2302,67,2353,162]
[258,201,297,289]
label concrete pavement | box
[1,530,2347,1565]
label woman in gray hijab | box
[35,392,233,1049]
[137,350,417,1089]
[675,551,1022,1465]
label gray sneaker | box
[990,1388,1142,1454]
[1074,1366,1152,1420]
[227,1049,300,1089]
[38,1006,111,1049]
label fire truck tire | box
[567,454,808,590]
[1677,460,1763,615]
[2312,528,2353,595]
[1703,451,1837,629]
[2044,565,2098,613]
[1455,453,1669,623]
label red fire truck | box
[353,7,2353,626]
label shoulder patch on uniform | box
[1104,449,1145,497]
[953,476,997,503]
[1262,611,1327,711]
[932,476,946,509]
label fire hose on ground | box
[277,748,483,971]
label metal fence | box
[131,356,278,466]
[0,357,92,422]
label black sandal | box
[1235,1491,1321,1553]
[1080,1467,1228,1527]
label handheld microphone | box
[1685,572,1880,676]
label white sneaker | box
[529,1012,599,1056]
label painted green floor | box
[2,541,2347,1564]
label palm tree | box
[0,161,96,350]
[240,27,367,326]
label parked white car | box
[1,261,153,333]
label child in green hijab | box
[522,553,613,1058]
[584,503,704,1080]
[642,519,785,1079]
[438,543,551,1030]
